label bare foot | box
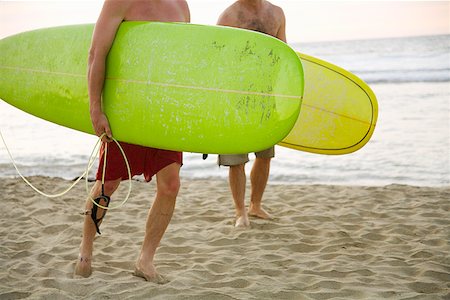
[74,256,92,278]
[235,214,250,227]
[133,262,169,284]
[248,206,271,219]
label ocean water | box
[0,35,449,186]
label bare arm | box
[88,0,127,140]
[276,7,287,43]
[180,0,191,22]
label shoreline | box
[3,174,450,188]
[1,176,449,299]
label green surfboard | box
[0,22,304,154]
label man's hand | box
[90,110,113,142]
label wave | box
[295,35,450,84]
[352,68,450,84]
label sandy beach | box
[0,176,448,299]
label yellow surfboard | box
[279,52,378,155]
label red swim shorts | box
[95,141,183,182]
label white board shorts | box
[217,146,275,166]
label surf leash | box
[85,134,132,210]
[0,130,131,210]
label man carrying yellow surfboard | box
[217,0,287,227]
[74,0,190,284]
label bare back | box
[217,0,286,42]
[124,0,190,22]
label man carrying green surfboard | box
[217,0,287,227]
[74,0,190,284]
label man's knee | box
[91,179,120,197]
[157,167,181,198]
[155,161,181,192]
[102,179,121,195]
[230,163,245,171]
[160,179,180,198]
[256,157,272,165]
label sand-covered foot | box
[248,206,271,219]
[74,256,92,278]
[235,214,250,227]
[133,263,169,284]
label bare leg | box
[229,164,249,227]
[134,162,181,284]
[74,179,121,278]
[248,157,271,219]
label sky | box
[0,0,448,43]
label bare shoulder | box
[266,1,286,42]
[100,0,130,20]
[176,0,190,20]
[217,2,241,26]
[173,0,190,13]
[267,1,285,19]
[175,0,189,9]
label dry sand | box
[0,176,449,299]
